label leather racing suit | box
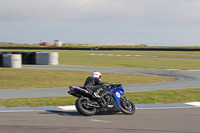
[84,76,109,98]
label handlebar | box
[102,83,121,89]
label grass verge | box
[0,88,199,107]
[0,68,174,90]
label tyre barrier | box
[2,54,22,68]
[36,52,59,65]
[0,52,59,68]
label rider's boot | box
[93,92,101,98]
[92,89,110,105]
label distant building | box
[54,40,63,47]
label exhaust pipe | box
[69,86,92,95]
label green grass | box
[59,50,200,69]
[0,68,174,90]
[1,88,199,107]
[125,88,200,104]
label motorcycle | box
[68,83,135,116]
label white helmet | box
[92,71,102,81]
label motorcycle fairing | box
[108,85,124,107]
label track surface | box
[0,108,200,133]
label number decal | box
[116,92,121,98]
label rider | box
[84,71,109,99]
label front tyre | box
[75,97,97,116]
[119,98,135,115]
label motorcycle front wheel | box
[75,97,97,116]
[119,98,135,115]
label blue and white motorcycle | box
[68,83,135,116]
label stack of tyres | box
[36,52,59,65]
[0,52,12,67]
[22,52,36,64]
[12,52,36,64]
[0,52,2,67]
[0,52,36,65]
[2,54,22,68]
[0,51,56,67]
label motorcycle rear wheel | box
[75,97,97,116]
[119,98,135,115]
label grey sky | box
[0,0,200,46]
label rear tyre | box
[119,98,135,115]
[75,97,97,116]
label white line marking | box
[0,110,46,112]
[57,105,76,111]
[185,102,200,107]
[90,119,111,123]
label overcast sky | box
[0,0,200,46]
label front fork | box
[120,96,130,105]
[121,96,126,101]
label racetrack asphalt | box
[1,108,200,133]
[1,65,200,99]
